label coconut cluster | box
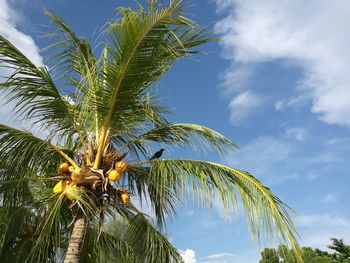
[53,163,84,200]
[53,160,130,204]
[108,161,128,181]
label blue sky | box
[1,0,350,262]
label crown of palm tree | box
[0,1,302,262]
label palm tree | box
[0,1,302,262]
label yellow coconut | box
[71,167,82,182]
[120,193,130,205]
[115,161,127,173]
[53,180,69,193]
[68,166,74,173]
[58,163,69,173]
[65,184,81,201]
[108,170,122,181]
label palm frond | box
[125,213,183,263]
[93,0,216,167]
[80,219,136,263]
[0,180,72,263]
[26,194,72,263]
[0,207,34,262]
[80,211,183,263]
[44,10,99,89]
[127,166,181,228]
[0,165,36,208]
[0,35,82,140]
[44,10,101,137]
[0,124,74,176]
[148,158,302,261]
[116,123,238,156]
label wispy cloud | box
[322,193,337,204]
[179,249,237,263]
[228,90,262,124]
[219,64,254,93]
[215,0,350,127]
[200,252,235,263]
[225,133,350,185]
[305,171,321,181]
[302,231,350,250]
[297,214,350,249]
[274,96,308,111]
[204,253,235,260]
[297,214,350,228]
[284,127,307,141]
[225,136,296,184]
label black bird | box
[150,149,165,160]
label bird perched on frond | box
[150,149,165,160]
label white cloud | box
[322,193,337,204]
[201,251,259,263]
[284,127,306,141]
[200,253,235,263]
[204,253,235,260]
[219,64,254,93]
[296,213,350,249]
[0,0,46,136]
[297,214,350,228]
[215,0,350,127]
[225,136,296,184]
[305,171,321,181]
[225,133,350,185]
[274,96,307,111]
[0,0,43,65]
[298,214,350,249]
[184,210,195,216]
[179,249,197,263]
[302,231,350,251]
[228,90,262,123]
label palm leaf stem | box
[0,176,68,185]
[76,124,89,165]
[93,128,110,169]
[128,160,150,168]
[114,144,128,156]
[51,144,79,168]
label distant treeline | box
[259,238,350,263]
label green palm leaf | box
[0,36,82,140]
[125,213,183,262]
[116,123,238,156]
[80,212,183,263]
[44,10,102,136]
[149,159,302,260]
[0,207,33,261]
[0,124,63,175]
[127,166,181,228]
[92,0,216,167]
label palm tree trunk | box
[64,211,87,263]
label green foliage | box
[259,238,350,263]
[79,212,183,263]
[0,36,80,140]
[328,238,350,262]
[0,124,62,176]
[260,248,279,263]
